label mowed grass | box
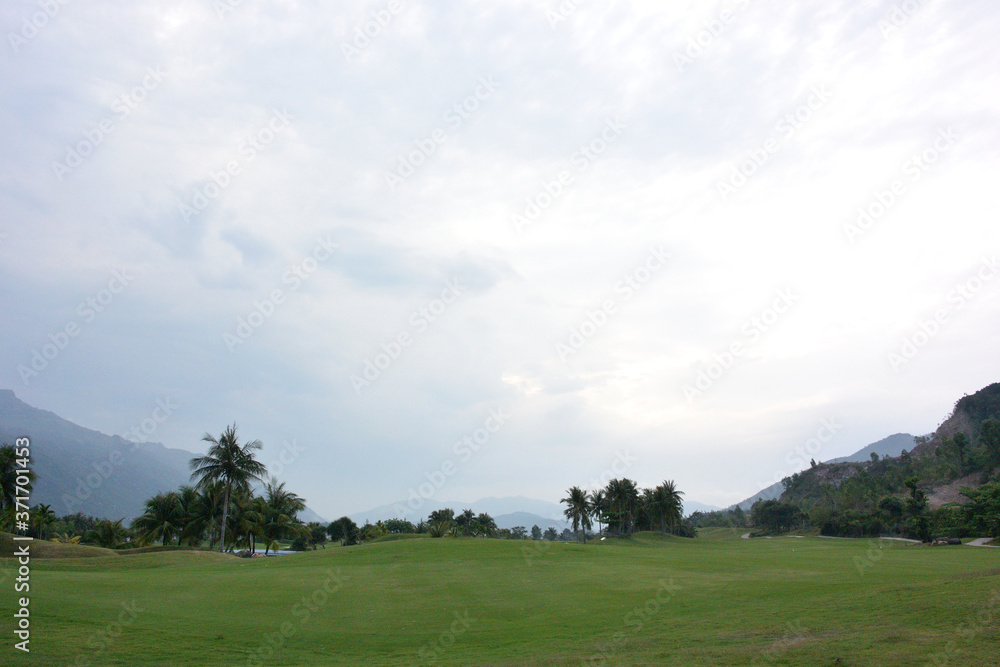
[2,529,999,665]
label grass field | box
[2,529,999,665]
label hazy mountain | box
[0,390,322,522]
[493,512,569,531]
[826,433,916,463]
[0,389,194,520]
[729,434,915,511]
[731,481,786,512]
[351,496,568,526]
[684,501,722,516]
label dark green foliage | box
[383,518,416,534]
[327,516,360,546]
[750,499,804,534]
[961,482,1000,538]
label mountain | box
[732,480,785,512]
[826,433,916,463]
[493,512,569,531]
[0,389,194,520]
[684,501,722,516]
[729,434,916,511]
[0,390,323,523]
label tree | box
[953,433,970,477]
[189,424,268,552]
[510,526,528,539]
[750,500,803,534]
[308,523,327,549]
[961,482,1000,538]
[327,516,359,546]
[87,519,128,549]
[31,504,55,540]
[454,509,475,536]
[473,513,497,537]
[543,527,558,541]
[589,489,607,535]
[531,525,542,540]
[260,479,307,554]
[605,478,639,536]
[981,419,1000,471]
[132,492,183,546]
[428,508,455,525]
[562,486,592,542]
[652,480,684,535]
[0,445,36,532]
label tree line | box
[561,478,690,541]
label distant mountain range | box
[349,496,571,531]
[729,433,918,511]
[0,390,326,523]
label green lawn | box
[2,529,998,665]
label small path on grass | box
[967,538,999,548]
[880,537,921,544]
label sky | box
[2,0,999,519]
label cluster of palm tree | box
[425,508,499,537]
[562,478,684,542]
[126,424,307,553]
[130,477,306,554]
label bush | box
[289,537,309,552]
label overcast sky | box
[2,0,999,519]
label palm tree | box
[260,479,307,554]
[87,518,128,548]
[589,489,607,536]
[0,445,36,531]
[31,503,55,540]
[654,480,684,535]
[606,478,640,536]
[189,424,268,552]
[562,486,592,542]
[132,492,183,546]
[230,489,265,553]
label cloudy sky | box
[2,0,999,518]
